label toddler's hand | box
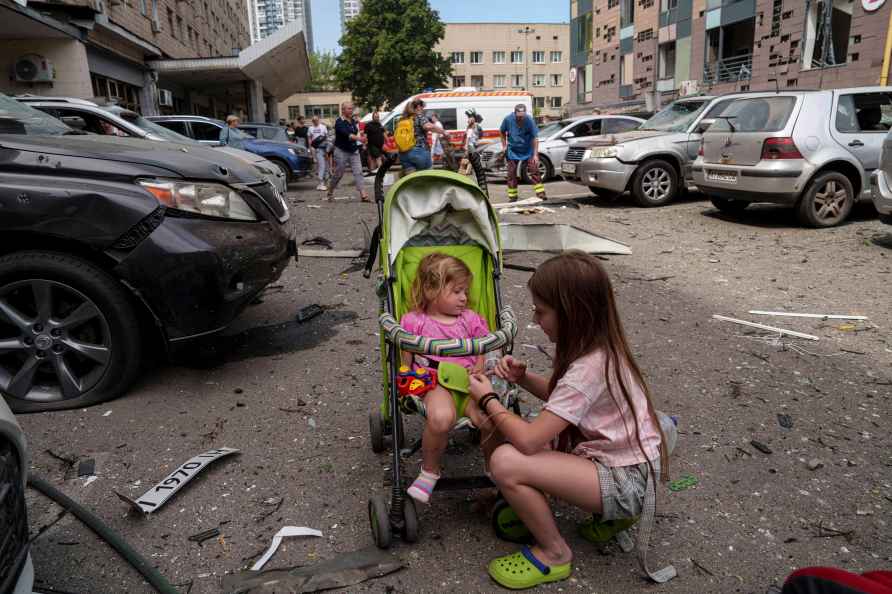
[495,356,527,383]
[468,373,493,400]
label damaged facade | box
[569,0,892,115]
[0,0,309,121]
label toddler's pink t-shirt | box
[400,309,490,370]
[543,349,661,468]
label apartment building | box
[569,0,892,115]
[246,0,314,51]
[1,0,309,121]
[341,0,363,25]
[438,22,570,120]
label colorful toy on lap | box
[396,361,473,419]
[397,365,438,397]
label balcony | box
[703,54,752,84]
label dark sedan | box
[0,95,296,413]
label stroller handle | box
[374,154,398,203]
[379,306,517,357]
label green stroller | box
[362,153,523,548]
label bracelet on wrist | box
[480,393,499,415]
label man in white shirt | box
[307,115,329,191]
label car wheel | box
[0,252,141,413]
[796,171,854,228]
[710,196,750,214]
[270,159,292,184]
[521,155,551,183]
[631,159,678,207]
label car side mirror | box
[561,131,576,140]
[696,118,716,133]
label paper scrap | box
[251,526,323,571]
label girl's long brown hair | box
[528,251,669,480]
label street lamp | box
[517,25,535,92]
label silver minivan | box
[694,87,892,227]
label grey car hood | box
[571,129,668,148]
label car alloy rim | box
[642,167,672,201]
[0,279,111,402]
[813,180,848,221]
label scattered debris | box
[301,236,334,249]
[807,458,824,471]
[748,310,868,321]
[668,474,698,492]
[750,440,773,455]
[812,521,854,541]
[490,196,543,208]
[691,557,714,576]
[498,205,556,215]
[712,315,820,341]
[251,526,323,571]
[116,447,240,514]
[777,414,794,429]
[504,263,536,272]
[223,547,404,593]
[298,248,364,258]
[306,204,322,209]
[45,449,76,467]
[499,223,631,255]
[102,410,112,417]
[625,275,675,282]
[255,496,284,523]
[296,304,324,323]
[77,458,96,478]
[188,527,221,546]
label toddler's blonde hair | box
[410,253,472,312]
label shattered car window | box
[0,94,72,135]
[639,100,708,132]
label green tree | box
[335,0,452,109]
[307,51,339,92]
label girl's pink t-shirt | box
[400,309,490,370]
[543,350,662,468]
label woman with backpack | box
[396,99,444,174]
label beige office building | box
[438,22,570,121]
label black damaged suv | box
[0,95,296,413]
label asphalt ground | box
[18,174,892,594]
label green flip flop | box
[487,546,572,590]
[578,515,639,543]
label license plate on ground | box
[561,163,576,174]
[706,170,738,184]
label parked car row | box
[0,94,297,413]
[560,86,892,228]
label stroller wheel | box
[368,494,392,549]
[369,409,386,453]
[401,496,419,543]
[491,497,533,544]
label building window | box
[533,96,545,109]
[470,51,483,64]
[658,42,676,79]
[574,13,593,53]
[608,0,619,8]
[493,74,507,88]
[471,75,484,87]
[453,76,466,87]
[532,74,546,87]
[451,52,465,64]
[139,0,147,15]
[550,73,563,86]
[511,74,524,87]
[551,50,562,63]
[550,96,562,108]
[801,0,851,70]
[532,51,545,64]
[91,73,141,112]
[288,106,302,120]
[511,50,524,64]
[621,0,635,26]
[176,16,184,41]
[167,8,174,35]
[661,0,678,10]
[304,104,339,120]
[493,51,506,64]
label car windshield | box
[107,107,198,143]
[0,94,73,135]
[538,122,565,138]
[639,100,709,132]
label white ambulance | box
[380,89,534,152]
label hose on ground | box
[27,473,180,594]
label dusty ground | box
[19,176,892,594]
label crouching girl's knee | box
[489,444,525,485]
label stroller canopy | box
[383,170,500,271]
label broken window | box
[659,42,676,79]
[621,0,635,27]
[801,0,852,70]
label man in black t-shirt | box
[364,110,386,172]
[327,102,369,201]
[293,116,309,146]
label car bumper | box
[562,158,635,193]
[287,155,312,177]
[870,169,892,223]
[692,162,812,204]
[114,215,294,344]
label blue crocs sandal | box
[487,546,572,590]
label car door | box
[831,90,892,197]
[684,98,737,167]
[603,117,641,135]
[190,121,224,145]
[155,120,193,140]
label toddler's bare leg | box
[420,386,455,475]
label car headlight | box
[288,147,309,157]
[138,179,258,221]
[589,147,618,159]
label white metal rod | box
[748,310,867,321]
[712,315,820,341]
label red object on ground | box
[783,567,892,594]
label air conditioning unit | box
[679,79,700,97]
[151,18,162,33]
[14,54,55,83]
[158,89,174,107]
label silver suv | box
[694,87,892,227]
[869,129,892,226]
[561,94,747,206]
